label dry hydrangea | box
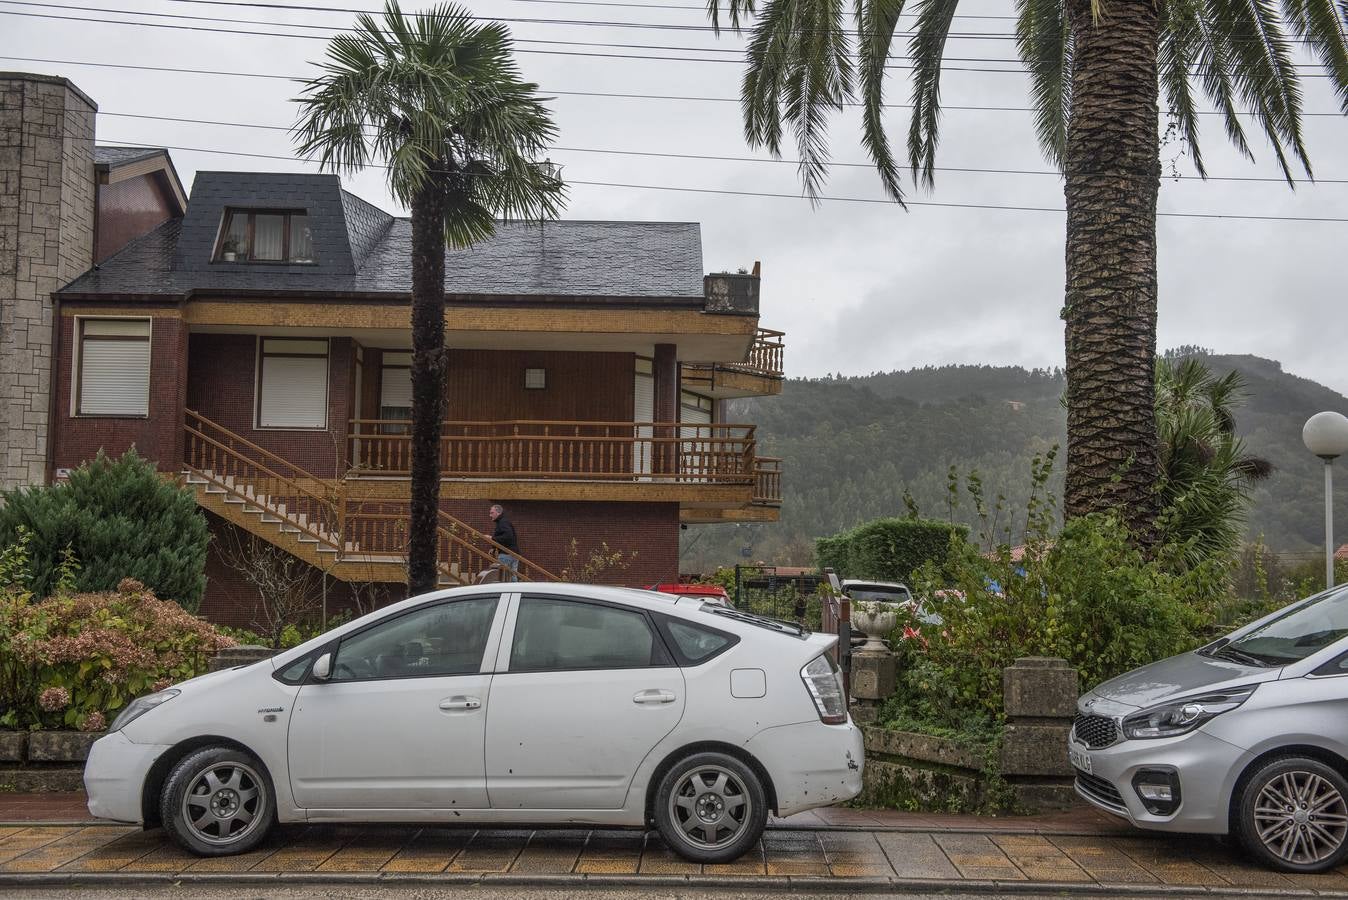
[38,686,71,712]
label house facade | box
[1,73,784,626]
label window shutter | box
[380,367,412,410]
[634,370,654,476]
[79,320,150,416]
[258,341,329,428]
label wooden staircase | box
[183,410,559,588]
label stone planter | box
[27,731,105,762]
[0,731,27,763]
[850,604,898,653]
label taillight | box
[801,655,847,724]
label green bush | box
[0,449,210,612]
[816,517,968,583]
[0,574,235,731]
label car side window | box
[656,615,739,666]
[510,596,670,672]
[331,596,498,681]
[1312,651,1348,677]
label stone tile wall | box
[0,73,96,489]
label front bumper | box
[83,730,170,824]
[1070,729,1249,834]
[745,719,865,816]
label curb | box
[1,871,1343,896]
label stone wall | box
[0,73,97,490]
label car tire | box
[654,751,768,864]
[1235,756,1348,873]
[160,746,275,856]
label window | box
[524,368,546,390]
[378,352,412,435]
[510,597,670,671]
[657,615,739,666]
[75,318,150,416]
[332,596,499,680]
[256,338,328,429]
[215,209,315,263]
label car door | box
[287,593,504,810]
[485,593,685,809]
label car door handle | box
[439,696,482,711]
[633,689,677,705]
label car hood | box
[1086,650,1282,711]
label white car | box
[83,584,863,862]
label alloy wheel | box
[1253,770,1348,865]
[668,764,752,849]
[180,761,267,847]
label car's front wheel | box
[1235,756,1348,872]
[160,746,275,856]
[654,752,767,863]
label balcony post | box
[654,343,678,476]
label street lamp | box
[1302,411,1348,589]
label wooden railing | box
[184,410,343,548]
[733,327,786,378]
[348,420,758,484]
[753,457,783,506]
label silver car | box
[1071,584,1348,872]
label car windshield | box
[846,586,911,603]
[1224,585,1348,665]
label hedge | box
[816,517,969,583]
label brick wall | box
[50,314,187,471]
[0,73,97,489]
[186,333,355,477]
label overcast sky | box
[7,0,1347,393]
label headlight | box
[109,689,180,733]
[1122,685,1256,739]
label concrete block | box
[210,645,278,672]
[0,731,27,762]
[1003,657,1078,720]
[702,273,760,316]
[850,650,896,701]
[1000,723,1073,777]
[27,731,103,762]
[863,726,985,771]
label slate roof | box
[61,171,706,302]
[94,146,168,168]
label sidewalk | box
[2,794,1346,895]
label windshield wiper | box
[1213,645,1273,667]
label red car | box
[647,583,732,605]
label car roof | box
[841,579,909,590]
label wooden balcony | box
[345,420,778,511]
[682,328,785,398]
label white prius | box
[83,584,864,863]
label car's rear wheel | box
[1235,756,1348,873]
[161,746,275,856]
[654,752,767,863]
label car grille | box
[1075,769,1126,811]
[1073,714,1118,749]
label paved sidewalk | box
[2,820,1348,895]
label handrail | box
[436,509,560,582]
[682,328,786,380]
[186,410,333,488]
[753,456,783,506]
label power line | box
[6,54,1343,117]
[95,110,1348,184]
[89,138,1348,220]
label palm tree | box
[295,1,564,594]
[706,0,1347,544]
[1155,355,1272,568]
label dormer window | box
[215,209,315,263]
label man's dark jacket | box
[493,516,519,553]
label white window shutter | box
[380,367,412,410]
[634,371,654,476]
[259,356,328,428]
[80,339,150,416]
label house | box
[1,73,784,626]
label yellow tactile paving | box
[763,830,829,876]
[58,829,163,871]
[445,828,527,873]
[314,826,417,872]
[511,830,586,874]
[818,832,894,878]
[990,834,1091,882]
[248,825,359,873]
[637,836,702,875]
[703,839,767,876]
[1050,834,1162,884]
[1,826,134,872]
[0,826,81,864]
[1111,836,1231,886]
[932,833,1026,880]
[379,827,474,873]
[575,831,644,874]
[874,832,961,880]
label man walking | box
[489,504,520,582]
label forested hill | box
[679,355,1348,572]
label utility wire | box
[88,138,1348,221]
[6,55,1343,116]
[95,110,1348,184]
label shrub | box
[816,517,968,583]
[0,576,235,730]
[0,449,210,611]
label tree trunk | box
[1061,0,1163,543]
[407,175,448,595]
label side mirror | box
[311,652,332,681]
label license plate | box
[1069,743,1092,774]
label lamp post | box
[1302,411,1348,589]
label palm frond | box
[1281,0,1348,113]
[1159,0,1208,175]
[906,0,962,187]
[856,0,909,202]
[1016,0,1072,168]
[707,0,759,33]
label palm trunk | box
[1061,0,1163,543]
[407,174,448,595]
